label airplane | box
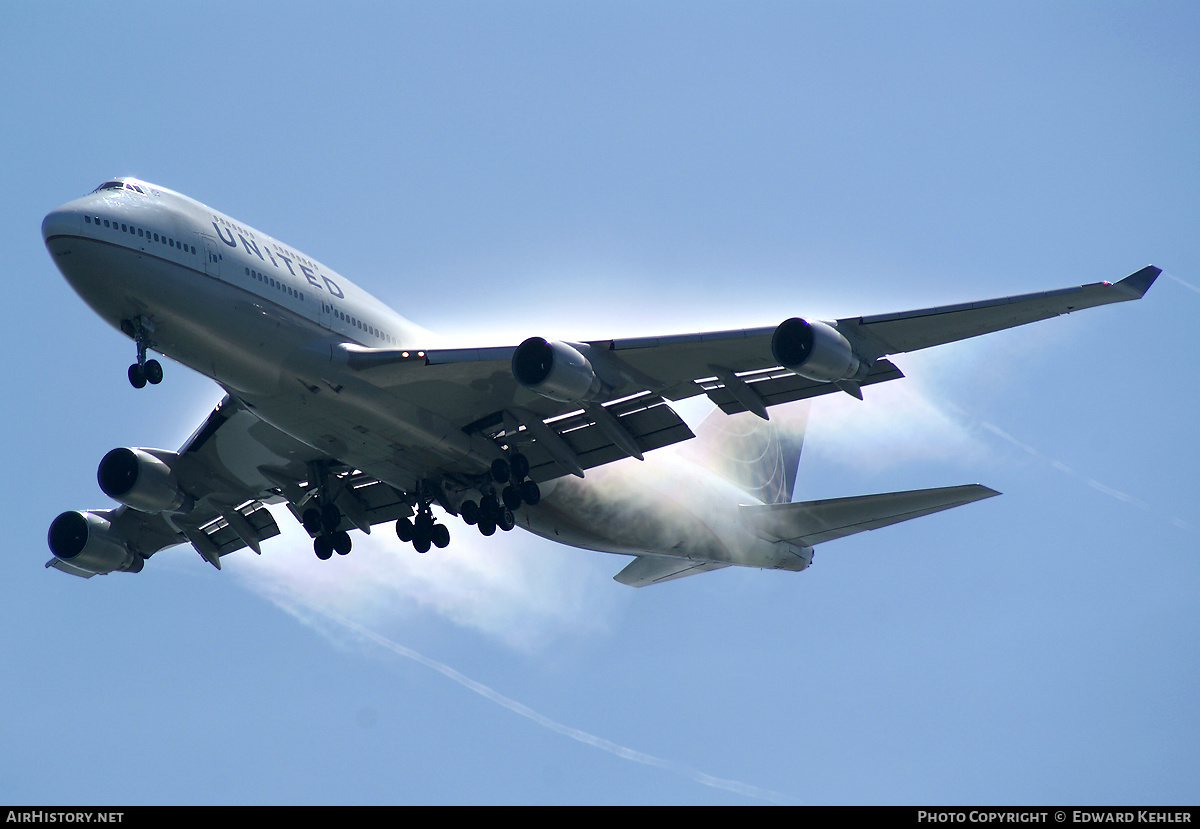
[41,177,1160,586]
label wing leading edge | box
[839,265,1160,359]
[328,267,1159,473]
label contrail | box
[1165,273,1200,295]
[274,593,797,804]
[979,421,1193,532]
[980,422,1151,510]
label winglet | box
[1112,265,1161,300]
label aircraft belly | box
[515,467,734,561]
[234,377,499,494]
[517,464,812,571]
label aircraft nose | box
[42,205,82,241]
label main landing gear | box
[121,318,163,389]
[300,466,353,560]
[302,501,353,560]
[303,453,541,560]
[457,453,539,538]
[394,501,450,554]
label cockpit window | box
[92,180,145,194]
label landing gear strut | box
[302,464,353,560]
[122,317,163,389]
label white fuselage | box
[43,179,806,571]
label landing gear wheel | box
[431,524,450,549]
[321,503,341,535]
[144,359,163,385]
[314,535,334,560]
[491,458,511,484]
[395,516,414,542]
[478,519,496,536]
[128,363,146,389]
[333,530,352,555]
[510,453,530,480]
[302,507,322,535]
[480,494,501,523]
[413,535,432,554]
[460,500,479,525]
[502,484,522,512]
[498,508,515,532]
[415,512,435,535]
[520,480,541,506]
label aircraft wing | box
[331,266,1157,481]
[837,265,1160,359]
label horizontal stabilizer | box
[614,555,731,587]
[741,484,1000,547]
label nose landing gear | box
[122,318,163,389]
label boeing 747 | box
[41,178,1159,586]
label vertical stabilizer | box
[682,403,809,505]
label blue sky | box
[2,1,1197,805]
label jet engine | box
[47,510,144,575]
[512,337,605,403]
[771,318,864,383]
[97,447,187,514]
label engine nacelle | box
[97,447,186,514]
[512,337,605,403]
[771,318,863,383]
[47,510,144,575]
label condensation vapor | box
[232,510,625,652]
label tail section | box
[611,483,998,587]
[613,556,731,587]
[684,403,809,505]
[740,484,1000,546]
[609,402,1000,588]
